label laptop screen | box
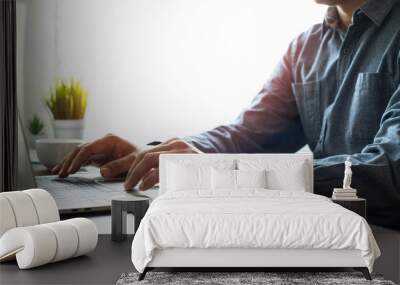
[17,112,37,190]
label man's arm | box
[184,45,306,154]
[314,84,400,229]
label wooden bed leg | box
[138,268,148,281]
[354,267,371,280]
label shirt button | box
[343,48,350,55]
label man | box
[53,0,400,229]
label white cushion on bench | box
[0,218,97,269]
[0,189,98,269]
[0,196,17,237]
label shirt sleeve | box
[314,84,400,229]
[184,44,306,153]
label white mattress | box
[131,190,380,273]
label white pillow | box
[167,163,211,191]
[211,169,236,190]
[211,169,267,190]
[238,159,307,191]
[236,169,267,189]
[165,160,236,192]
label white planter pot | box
[29,133,46,149]
[53,120,84,139]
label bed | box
[131,154,380,280]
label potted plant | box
[27,115,45,148]
[46,80,88,139]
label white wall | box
[18,0,325,146]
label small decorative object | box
[342,157,353,189]
[27,115,45,148]
[46,80,88,139]
[332,157,358,200]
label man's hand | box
[52,134,139,178]
[124,138,202,191]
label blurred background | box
[16,0,325,146]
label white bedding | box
[131,190,380,273]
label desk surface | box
[0,235,134,285]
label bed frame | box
[138,154,371,281]
[139,248,371,280]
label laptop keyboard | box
[35,175,123,210]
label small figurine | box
[343,157,353,189]
[332,157,357,199]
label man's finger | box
[125,143,175,181]
[100,153,136,179]
[83,154,112,167]
[124,147,191,190]
[125,139,187,180]
[67,136,115,174]
[139,168,159,190]
[124,151,161,190]
[52,160,64,174]
[58,147,82,178]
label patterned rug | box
[116,271,395,285]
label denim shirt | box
[185,0,400,229]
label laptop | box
[17,115,158,215]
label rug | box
[116,272,396,285]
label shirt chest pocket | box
[348,72,395,143]
[291,80,323,147]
